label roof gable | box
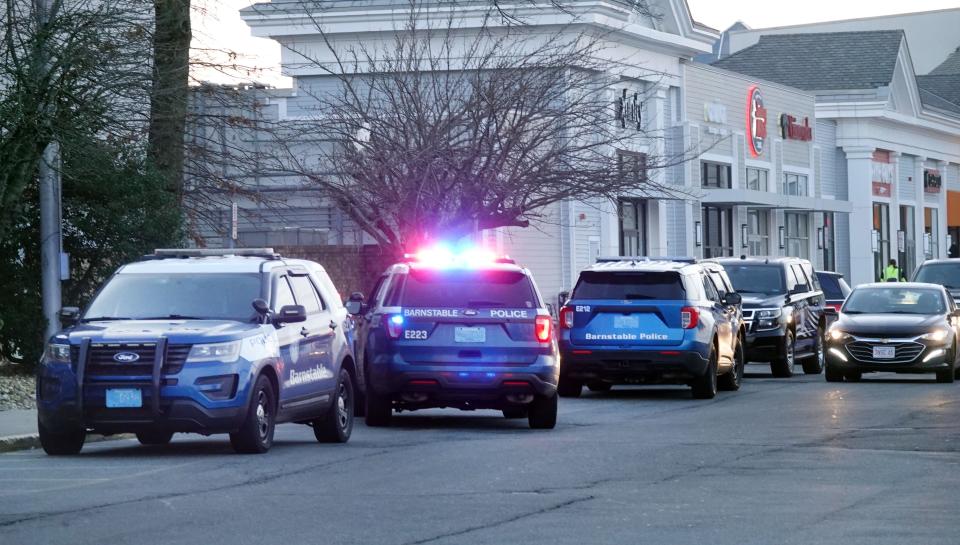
[712,30,904,91]
[930,47,960,75]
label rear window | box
[399,269,538,308]
[817,273,849,300]
[572,271,685,300]
[724,265,786,296]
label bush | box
[0,138,182,367]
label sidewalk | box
[0,408,39,453]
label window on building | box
[899,206,916,278]
[619,199,647,256]
[617,152,647,186]
[702,205,734,258]
[745,167,769,192]
[783,173,808,196]
[747,209,770,256]
[785,212,810,258]
[822,213,836,272]
[701,161,731,189]
[925,207,940,259]
[873,202,891,280]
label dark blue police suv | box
[558,259,745,399]
[37,249,358,455]
[347,247,559,429]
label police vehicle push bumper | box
[38,336,271,437]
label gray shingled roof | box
[916,74,960,115]
[930,47,960,75]
[712,30,905,91]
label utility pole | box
[37,0,63,340]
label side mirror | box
[59,307,80,325]
[348,291,365,302]
[252,298,269,316]
[722,292,742,306]
[824,307,838,317]
[558,291,570,308]
[276,305,307,324]
[546,303,556,318]
[345,300,365,315]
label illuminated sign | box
[745,86,767,157]
[779,114,813,141]
[614,89,642,130]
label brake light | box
[827,303,842,312]
[535,315,552,342]
[560,306,575,329]
[385,314,404,339]
[681,306,699,329]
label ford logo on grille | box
[113,352,140,363]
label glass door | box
[702,205,734,258]
[874,203,890,280]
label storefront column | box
[648,200,668,257]
[888,152,901,273]
[845,147,876,287]
[937,159,949,258]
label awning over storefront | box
[699,189,852,213]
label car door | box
[709,269,739,358]
[357,273,392,374]
[272,274,312,407]
[702,272,733,365]
[288,272,336,401]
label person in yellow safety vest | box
[881,259,904,282]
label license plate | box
[106,388,142,408]
[613,315,640,329]
[873,346,896,360]
[455,326,486,343]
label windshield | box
[842,288,945,315]
[572,271,684,300]
[723,265,785,296]
[914,263,960,290]
[400,269,538,309]
[84,273,261,321]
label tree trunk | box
[149,0,191,204]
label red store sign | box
[779,114,813,141]
[745,85,767,158]
[871,150,894,197]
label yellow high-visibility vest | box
[881,265,901,282]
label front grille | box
[84,343,190,377]
[845,340,925,364]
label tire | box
[718,336,744,392]
[136,431,174,446]
[771,331,796,378]
[801,328,825,375]
[528,392,558,429]
[691,344,718,399]
[845,370,862,382]
[824,364,844,383]
[936,368,956,384]
[229,374,277,454]
[557,376,583,398]
[38,419,85,455]
[313,368,354,443]
[364,389,393,427]
[587,381,612,392]
[502,407,527,419]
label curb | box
[0,433,131,454]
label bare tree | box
[267,4,691,253]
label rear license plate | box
[872,346,896,360]
[455,326,486,343]
[613,315,640,329]
[106,388,142,408]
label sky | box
[194,0,960,87]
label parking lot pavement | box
[1,372,958,545]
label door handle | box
[300,327,309,337]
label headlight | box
[186,341,241,363]
[828,329,848,341]
[922,328,951,343]
[45,343,71,364]
[757,309,781,319]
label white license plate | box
[106,388,142,408]
[613,315,640,329]
[455,326,486,343]
[872,346,896,360]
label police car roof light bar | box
[596,256,696,264]
[147,248,282,260]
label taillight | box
[681,306,699,329]
[535,315,552,342]
[560,306,575,329]
[384,314,404,339]
[827,303,842,312]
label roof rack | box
[596,256,697,264]
[145,248,282,260]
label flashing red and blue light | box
[405,244,509,268]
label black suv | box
[715,257,830,377]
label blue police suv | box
[347,247,560,429]
[558,259,745,399]
[37,249,358,455]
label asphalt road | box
[1,367,959,545]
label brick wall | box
[275,245,399,301]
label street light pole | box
[36,0,63,341]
